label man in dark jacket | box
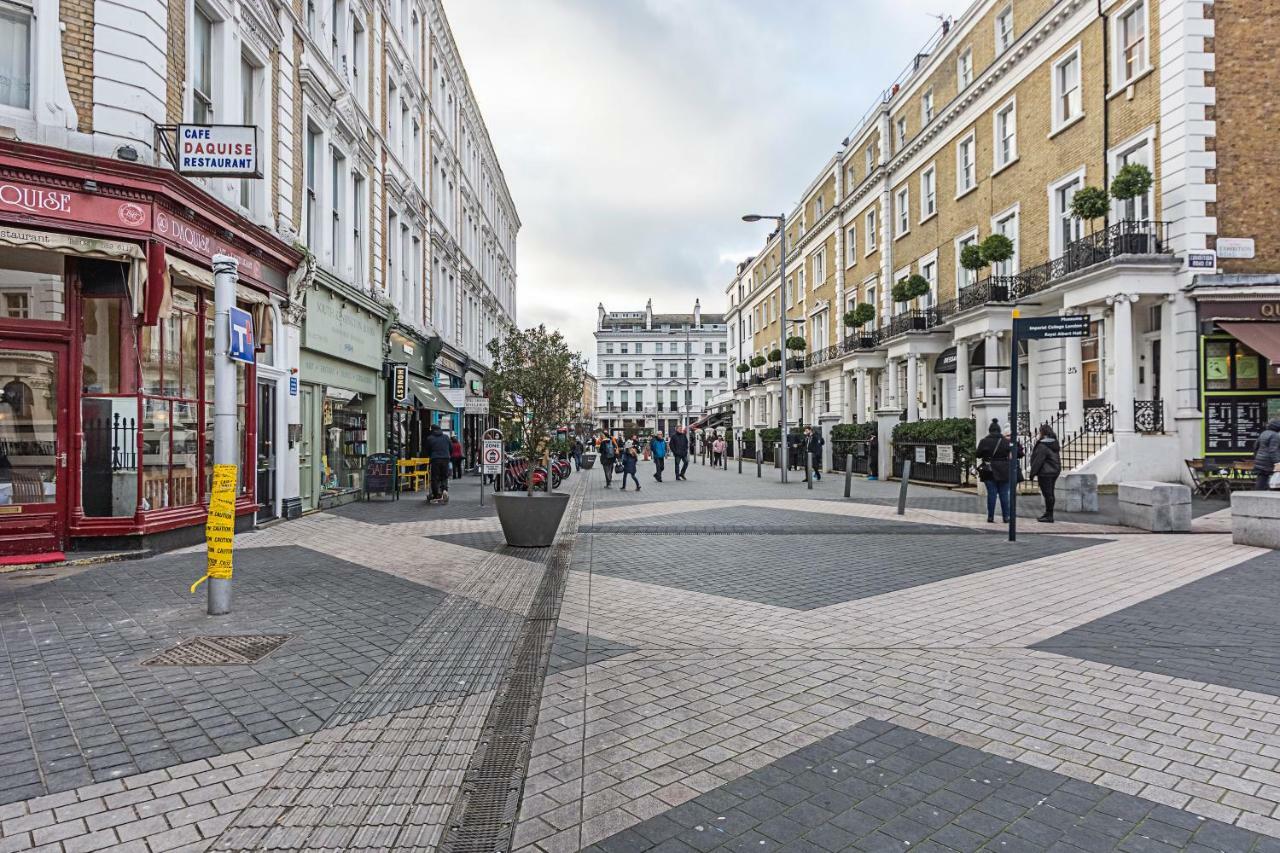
[671,427,690,480]
[1029,425,1062,522]
[424,424,452,503]
[1254,418,1280,490]
[598,432,616,488]
[805,428,825,480]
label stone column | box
[887,357,900,409]
[856,368,868,423]
[954,339,970,421]
[1160,295,1176,427]
[906,353,919,421]
[1110,294,1137,433]
[984,333,1002,395]
[1065,331,1084,433]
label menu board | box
[1205,397,1273,454]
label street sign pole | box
[209,256,238,614]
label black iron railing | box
[882,308,947,341]
[892,442,969,485]
[806,345,839,367]
[1134,399,1165,434]
[735,379,749,390]
[832,439,875,475]
[1061,404,1115,470]
[785,356,806,371]
[749,373,765,385]
[765,365,782,379]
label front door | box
[298,384,315,511]
[256,380,276,521]
[0,343,69,555]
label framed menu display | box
[1205,396,1272,455]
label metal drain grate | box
[141,634,291,666]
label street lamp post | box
[743,213,789,483]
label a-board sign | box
[364,453,397,498]
[1012,315,1090,340]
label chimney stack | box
[645,299,653,330]
[597,302,606,329]
[694,298,702,328]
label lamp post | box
[743,213,789,482]
[667,325,691,434]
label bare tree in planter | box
[844,302,877,347]
[1110,163,1155,254]
[485,325,587,545]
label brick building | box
[726,0,1280,484]
[0,0,516,556]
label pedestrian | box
[671,425,690,480]
[867,432,879,480]
[712,435,726,467]
[599,432,616,488]
[806,427,825,480]
[975,419,1019,523]
[619,442,641,491]
[449,434,464,480]
[651,432,668,482]
[1029,424,1062,522]
[1253,416,1280,490]
[425,424,452,504]
[572,437,584,471]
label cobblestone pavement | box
[515,462,1280,852]
[0,461,1270,853]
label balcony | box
[953,220,1171,314]
[879,308,947,342]
[804,345,839,368]
[735,379,750,391]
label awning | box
[0,224,144,261]
[935,346,958,374]
[1219,321,1280,365]
[408,379,456,414]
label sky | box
[446,0,961,370]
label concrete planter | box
[493,492,570,547]
[580,453,597,470]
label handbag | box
[1270,471,1280,489]
[615,462,624,474]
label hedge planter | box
[493,492,571,547]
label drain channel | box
[141,634,291,666]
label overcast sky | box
[446,0,961,369]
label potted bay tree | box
[1068,185,1109,270]
[485,325,587,547]
[1110,163,1155,254]
[979,234,1014,300]
[844,302,877,348]
[786,334,807,368]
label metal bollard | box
[844,454,853,498]
[738,452,742,474]
[805,454,812,490]
[897,459,912,515]
[757,450,762,478]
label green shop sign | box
[304,286,383,370]
[300,351,380,395]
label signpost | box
[481,428,504,505]
[174,125,261,177]
[227,306,254,364]
[1009,313,1090,541]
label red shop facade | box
[0,140,302,557]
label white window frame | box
[0,0,34,114]
[921,89,934,125]
[864,207,877,254]
[1051,44,1084,133]
[1109,128,1155,222]
[895,186,910,238]
[896,116,907,151]
[993,96,1017,171]
[1112,0,1149,88]
[919,250,938,308]
[956,131,977,196]
[892,265,911,315]
[865,143,876,173]
[189,2,219,122]
[990,203,1021,277]
[863,276,879,326]
[815,194,824,218]
[811,248,825,287]
[995,6,1013,53]
[846,226,856,265]
[1048,167,1087,258]
[954,229,980,289]
[957,48,973,89]
[920,164,936,220]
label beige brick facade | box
[58,0,94,133]
[165,0,185,124]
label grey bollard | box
[897,459,912,515]
[844,454,853,498]
[757,450,762,478]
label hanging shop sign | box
[175,125,262,177]
[441,387,467,409]
[465,396,490,415]
[391,363,410,404]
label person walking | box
[599,433,616,488]
[1254,416,1280,490]
[651,432,668,482]
[805,427,825,481]
[449,434,464,480]
[1029,424,1062,522]
[976,419,1019,523]
[867,432,879,480]
[619,442,641,491]
[572,437,584,471]
[712,435,726,468]
[671,426,690,480]
[424,424,452,504]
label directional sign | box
[482,439,503,474]
[1013,314,1090,340]
[228,306,254,364]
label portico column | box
[984,333,1001,395]
[1160,295,1176,422]
[906,353,919,421]
[1110,294,1137,433]
[887,357,900,409]
[856,368,868,423]
[954,339,970,420]
[1065,327,1084,432]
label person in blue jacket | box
[650,432,668,482]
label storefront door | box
[0,343,69,555]
[256,380,276,521]
[298,384,316,511]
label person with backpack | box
[975,419,1021,523]
[1028,424,1062,523]
[650,432,668,482]
[598,432,616,488]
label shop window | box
[0,247,66,322]
[1205,338,1273,392]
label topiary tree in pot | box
[736,362,750,374]
[978,233,1015,300]
[1069,185,1110,268]
[1110,163,1156,253]
[485,325,587,545]
[749,354,767,369]
[897,274,932,327]
[785,335,807,351]
[844,302,877,347]
[767,348,782,363]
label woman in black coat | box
[975,419,1020,523]
[1029,424,1062,522]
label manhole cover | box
[142,635,291,666]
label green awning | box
[409,379,456,414]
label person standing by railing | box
[1029,424,1061,523]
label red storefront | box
[0,140,301,557]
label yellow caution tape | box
[191,464,238,593]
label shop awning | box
[409,379,456,414]
[935,346,958,374]
[1219,321,1280,366]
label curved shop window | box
[80,273,253,517]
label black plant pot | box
[493,492,570,547]
[1115,232,1153,255]
[859,336,875,348]
[910,316,928,331]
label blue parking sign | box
[228,306,255,364]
